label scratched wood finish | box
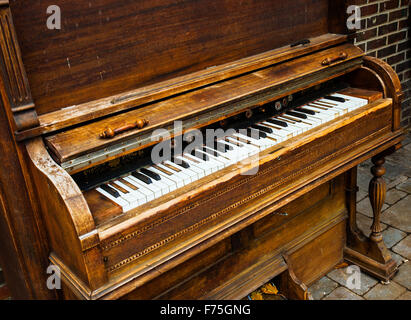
[45,43,364,165]
[0,2,55,300]
[0,0,405,301]
[24,34,346,141]
[10,0,330,116]
[122,177,345,300]
[26,91,404,299]
[98,99,393,277]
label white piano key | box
[332,93,368,108]
[138,170,170,195]
[317,99,348,113]
[156,162,190,187]
[127,175,163,198]
[108,182,142,205]
[305,104,340,118]
[177,155,212,176]
[216,140,247,162]
[114,180,148,205]
[233,133,265,150]
[276,117,311,132]
[308,103,342,116]
[164,160,203,181]
[123,176,156,201]
[203,147,235,166]
[96,187,131,212]
[147,166,178,191]
[225,138,259,157]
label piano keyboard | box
[95,93,368,212]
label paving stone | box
[308,277,339,300]
[381,197,411,233]
[356,213,387,237]
[404,143,411,153]
[392,236,411,260]
[382,227,407,249]
[322,287,364,300]
[326,266,378,296]
[390,250,406,266]
[357,190,368,202]
[385,189,407,205]
[396,178,411,194]
[384,160,411,181]
[386,149,411,172]
[358,159,372,171]
[357,198,389,218]
[357,168,372,192]
[396,291,411,300]
[364,281,407,300]
[401,132,411,147]
[393,262,411,290]
[388,175,409,189]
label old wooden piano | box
[0,0,406,300]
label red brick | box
[398,40,411,51]
[378,22,398,36]
[367,14,388,28]
[399,19,409,29]
[388,52,405,64]
[377,44,397,57]
[388,31,407,44]
[381,0,400,10]
[367,37,387,50]
[396,60,411,73]
[362,4,379,16]
[389,8,408,21]
[350,0,368,4]
[356,28,378,42]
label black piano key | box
[266,118,288,127]
[286,111,307,119]
[297,108,316,115]
[140,168,161,181]
[246,128,266,139]
[132,171,153,184]
[215,141,232,152]
[171,157,190,169]
[251,124,273,134]
[324,95,346,103]
[202,147,219,157]
[191,150,210,161]
[100,184,120,198]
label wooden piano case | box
[0,0,406,299]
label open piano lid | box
[5,0,353,141]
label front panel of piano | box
[0,0,406,299]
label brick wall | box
[352,0,410,127]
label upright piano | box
[0,0,406,299]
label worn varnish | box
[0,0,406,300]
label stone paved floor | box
[309,130,411,300]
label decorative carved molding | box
[0,5,38,131]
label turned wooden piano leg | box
[369,156,386,244]
[344,154,397,282]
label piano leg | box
[344,154,397,282]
